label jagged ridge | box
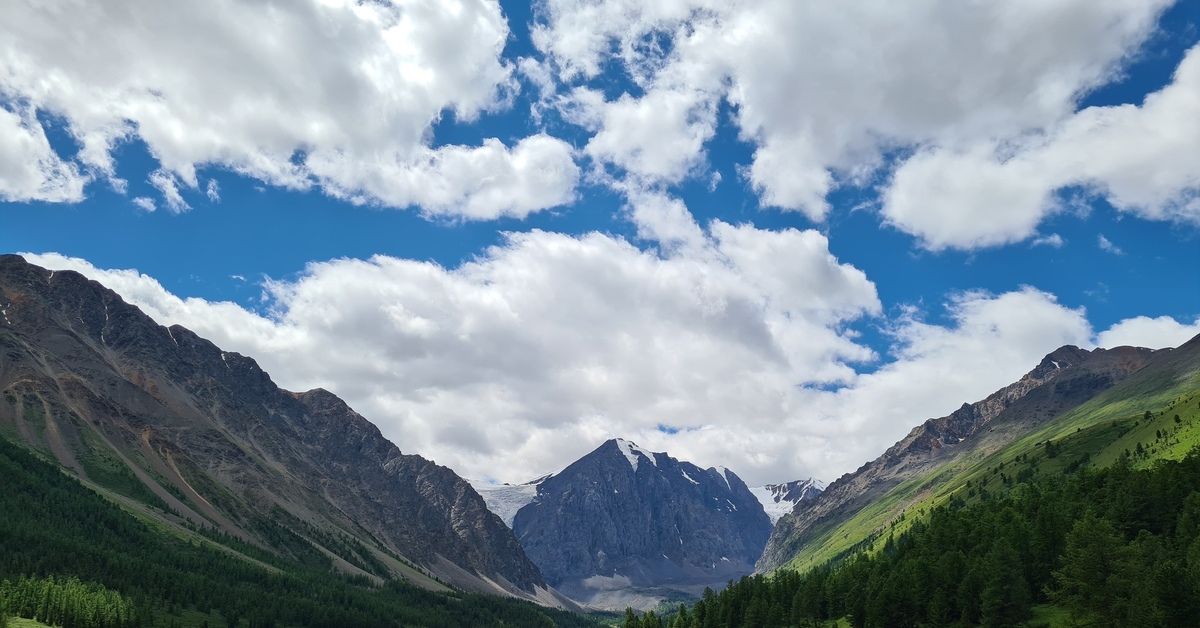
[0,254,549,598]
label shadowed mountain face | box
[758,343,1159,573]
[509,439,772,610]
[0,255,551,599]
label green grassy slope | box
[0,435,599,628]
[783,337,1200,573]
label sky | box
[2,0,1199,488]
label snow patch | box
[615,438,658,471]
[680,469,700,485]
[166,327,179,346]
[749,479,827,524]
[473,481,540,528]
[713,466,732,489]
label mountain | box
[759,343,1162,573]
[0,254,564,604]
[500,439,772,610]
[749,478,825,524]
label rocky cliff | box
[0,254,553,600]
[509,438,771,609]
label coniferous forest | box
[623,449,1200,628]
[0,436,599,628]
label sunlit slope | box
[780,335,1200,573]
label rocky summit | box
[508,438,772,610]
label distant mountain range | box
[0,254,571,606]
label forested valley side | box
[0,436,600,628]
[624,448,1200,628]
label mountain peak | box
[610,438,659,471]
[506,440,771,610]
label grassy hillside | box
[783,338,1200,573]
[0,435,599,628]
[637,447,1200,627]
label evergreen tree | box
[978,538,1031,628]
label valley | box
[3,254,1200,627]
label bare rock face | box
[757,343,1158,573]
[0,254,545,597]
[511,439,771,609]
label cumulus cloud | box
[0,103,87,202]
[532,0,1169,223]
[884,42,1200,249]
[0,0,578,217]
[21,219,881,485]
[1097,315,1200,349]
[29,246,1189,486]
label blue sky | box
[2,0,1199,485]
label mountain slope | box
[508,439,772,610]
[759,343,1161,573]
[0,254,555,601]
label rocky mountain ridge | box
[0,254,560,603]
[758,343,1159,572]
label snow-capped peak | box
[614,438,658,471]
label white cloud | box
[0,0,578,217]
[30,247,1180,486]
[579,87,717,183]
[1032,234,1065,248]
[1097,315,1200,349]
[149,170,190,213]
[205,180,220,203]
[307,134,580,220]
[0,103,87,202]
[20,220,883,485]
[1097,234,1124,255]
[532,0,1169,222]
[131,197,156,212]
[883,42,1200,249]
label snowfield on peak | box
[615,438,658,471]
